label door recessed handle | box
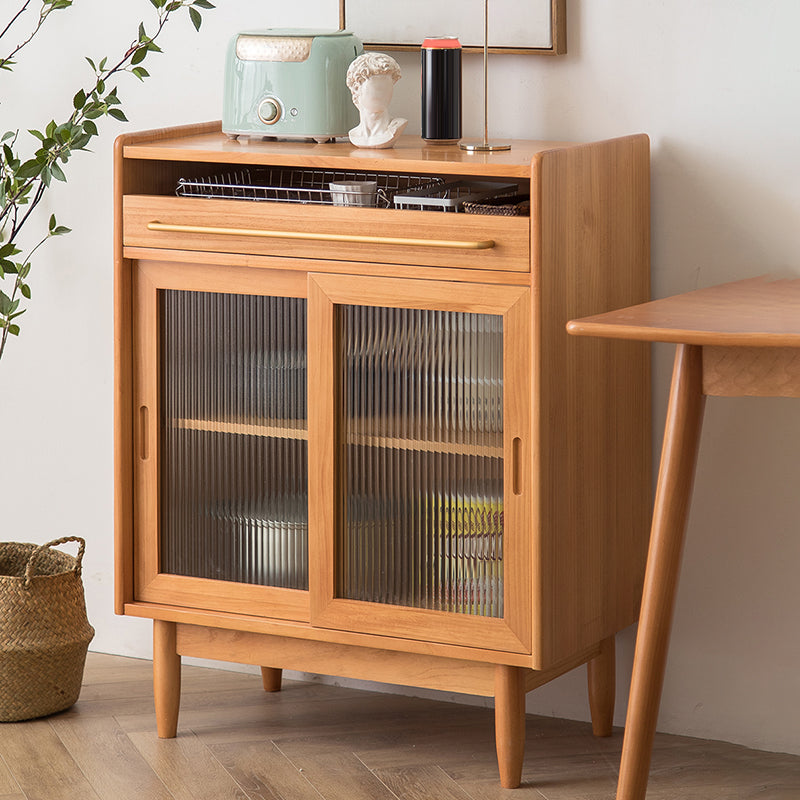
[139,406,149,461]
[512,437,523,496]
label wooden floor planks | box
[0,719,103,800]
[210,740,325,800]
[0,653,797,800]
[128,731,249,800]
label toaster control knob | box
[258,97,282,125]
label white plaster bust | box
[346,52,407,149]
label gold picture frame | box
[339,0,565,55]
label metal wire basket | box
[392,180,520,213]
[176,168,444,209]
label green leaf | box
[132,66,150,81]
[86,56,96,71]
[20,283,31,299]
[16,159,42,179]
[189,6,202,30]
[108,108,128,122]
[7,324,20,336]
[0,290,13,315]
[131,46,147,65]
[72,133,92,150]
[193,0,215,8]
[51,226,71,236]
[49,214,57,232]
[50,162,66,182]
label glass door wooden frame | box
[308,272,532,654]
[133,259,310,622]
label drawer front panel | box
[123,196,530,272]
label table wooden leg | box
[153,619,181,739]
[495,664,526,789]
[588,635,615,737]
[261,667,283,692]
[617,344,706,800]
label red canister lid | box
[422,36,461,49]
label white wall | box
[2,0,798,758]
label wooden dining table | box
[567,275,800,799]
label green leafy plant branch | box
[0,0,75,74]
[0,0,215,361]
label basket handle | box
[24,536,86,587]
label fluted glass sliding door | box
[338,305,504,617]
[133,262,310,621]
[160,291,307,589]
[309,274,532,653]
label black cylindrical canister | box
[421,36,462,144]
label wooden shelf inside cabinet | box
[346,431,504,458]
[115,122,652,791]
[172,418,500,457]
[172,417,307,441]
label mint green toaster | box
[222,29,363,142]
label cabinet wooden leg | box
[153,620,181,739]
[261,667,282,692]
[617,344,706,800]
[495,665,526,789]
[587,635,615,737]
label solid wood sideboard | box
[114,121,651,788]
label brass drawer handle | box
[146,221,495,251]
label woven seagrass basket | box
[0,536,95,722]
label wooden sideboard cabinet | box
[114,121,651,788]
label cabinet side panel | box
[114,137,135,613]
[533,135,651,668]
[115,136,190,613]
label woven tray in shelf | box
[462,193,531,217]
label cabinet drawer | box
[123,196,530,272]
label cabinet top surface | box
[567,276,800,347]
[118,121,580,178]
